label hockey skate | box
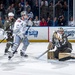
[20,51,28,57]
[4,51,9,55]
[8,50,18,60]
[8,51,14,60]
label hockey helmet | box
[58,27,64,32]
[8,12,14,16]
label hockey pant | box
[11,35,29,54]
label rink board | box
[0,27,75,42]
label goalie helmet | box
[8,12,14,17]
[58,27,64,32]
[21,11,27,16]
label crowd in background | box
[0,0,74,27]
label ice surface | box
[0,42,75,75]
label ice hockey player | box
[8,11,29,59]
[48,27,73,61]
[4,12,15,55]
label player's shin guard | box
[8,43,19,59]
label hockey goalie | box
[48,27,75,61]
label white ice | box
[0,42,75,75]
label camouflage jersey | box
[52,31,69,50]
[4,19,15,42]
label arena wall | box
[0,27,75,42]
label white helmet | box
[58,27,64,32]
[21,11,27,16]
[8,12,14,17]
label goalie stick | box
[36,49,50,59]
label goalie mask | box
[58,27,64,35]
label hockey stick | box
[36,49,50,59]
[0,37,6,43]
[25,26,31,35]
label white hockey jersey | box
[13,18,27,38]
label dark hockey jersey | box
[52,31,72,50]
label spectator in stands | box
[52,17,58,26]
[0,16,3,28]
[40,0,44,7]
[8,0,15,5]
[25,1,31,13]
[40,0,48,6]
[6,5,11,14]
[58,15,66,26]
[40,1,48,19]
[69,0,73,17]
[55,0,62,18]
[27,0,33,9]
[40,17,47,26]
[62,1,68,21]
[6,4,15,16]
[33,16,40,26]
[47,17,52,26]
[48,1,53,20]
[0,0,73,27]
[0,3,5,19]
[4,15,8,21]
[2,15,8,25]
[15,3,23,18]
[33,1,39,19]
[20,0,24,7]
[45,0,48,6]
[27,17,34,26]
[68,17,74,26]
[11,3,15,14]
